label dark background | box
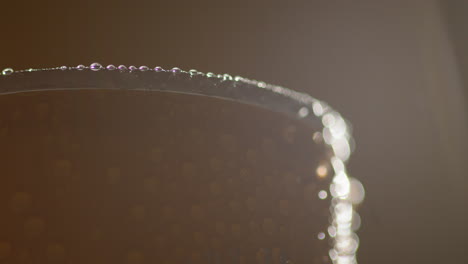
[1,1,467,263]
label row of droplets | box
[1,63,244,82]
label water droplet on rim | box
[171,67,181,73]
[2,68,14,75]
[129,65,137,71]
[59,66,68,71]
[76,65,85,70]
[154,66,163,72]
[223,74,233,81]
[189,69,198,75]
[90,62,103,71]
[118,65,127,71]
[206,72,215,78]
[106,64,116,70]
[139,66,149,71]
[234,76,243,81]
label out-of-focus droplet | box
[139,66,149,71]
[313,101,324,116]
[76,65,85,70]
[59,66,68,71]
[90,62,103,71]
[313,132,323,143]
[206,72,215,78]
[318,190,328,200]
[298,107,309,118]
[129,66,137,71]
[348,177,365,205]
[316,164,328,179]
[352,212,361,231]
[317,232,326,240]
[328,226,336,238]
[257,81,266,88]
[322,112,336,127]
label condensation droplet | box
[317,232,326,240]
[76,65,85,70]
[313,101,324,116]
[234,76,243,81]
[106,64,116,70]
[206,72,215,78]
[118,65,127,71]
[189,69,198,75]
[129,65,137,71]
[90,62,103,71]
[171,67,181,73]
[2,68,14,75]
[139,66,149,71]
[318,190,328,200]
[348,177,365,205]
[313,132,323,143]
[154,66,163,72]
[257,81,266,88]
[59,66,68,71]
[316,164,328,178]
[298,107,309,118]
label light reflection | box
[312,101,324,116]
[348,178,365,205]
[316,165,328,178]
[298,107,309,118]
[332,137,351,161]
[330,172,350,198]
[328,226,337,238]
[317,232,326,240]
[322,112,336,127]
[318,190,328,200]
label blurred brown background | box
[1,1,467,263]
